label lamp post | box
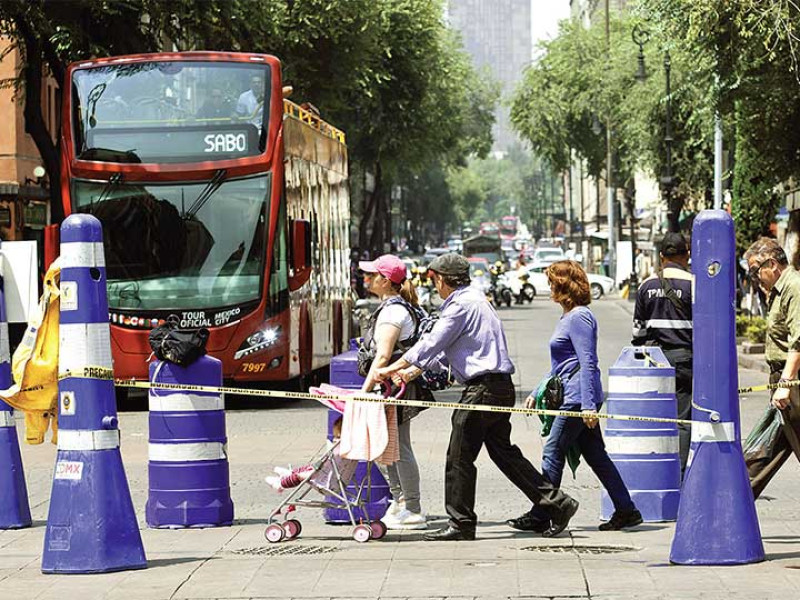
[662,50,678,233]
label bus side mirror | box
[289,218,312,291]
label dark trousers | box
[527,407,635,522]
[663,347,692,473]
[541,408,635,511]
[747,369,800,498]
[445,373,570,529]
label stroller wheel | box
[352,524,372,543]
[265,523,286,543]
[283,519,302,540]
[370,520,387,540]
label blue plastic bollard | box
[323,345,390,523]
[146,356,234,528]
[602,346,681,521]
[0,244,32,529]
[669,209,765,565]
[42,214,146,574]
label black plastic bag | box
[743,405,783,464]
[148,323,209,366]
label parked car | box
[531,247,565,265]
[523,263,615,300]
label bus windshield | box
[71,61,271,163]
[72,174,270,311]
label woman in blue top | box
[508,260,642,532]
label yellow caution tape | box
[59,367,115,381]
[114,377,697,425]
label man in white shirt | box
[236,74,265,126]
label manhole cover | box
[232,545,338,557]
[521,544,638,555]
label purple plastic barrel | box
[323,345,391,523]
[146,356,234,528]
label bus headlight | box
[234,325,282,360]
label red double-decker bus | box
[58,52,352,385]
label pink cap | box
[359,254,407,284]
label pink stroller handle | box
[381,380,406,399]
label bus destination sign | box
[85,124,260,163]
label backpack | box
[356,297,452,391]
[148,322,210,366]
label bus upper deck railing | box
[283,99,346,144]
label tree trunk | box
[359,162,382,253]
[668,193,683,233]
[19,23,64,223]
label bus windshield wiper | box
[95,172,123,206]
[186,169,226,218]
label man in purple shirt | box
[377,253,579,541]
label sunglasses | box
[749,258,773,282]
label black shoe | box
[543,497,579,538]
[423,525,476,541]
[506,513,550,533]
[598,509,643,531]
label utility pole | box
[605,0,616,280]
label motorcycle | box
[492,273,514,308]
[508,270,536,304]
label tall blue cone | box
[669,210,765,565]
[42,214,146,574]
[0,238,32,530]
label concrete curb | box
[738,351,769,374]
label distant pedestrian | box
[508,260,641,533]
[377,253,579,541]
[631,233,693,473]
[743,238,800,497]
[350,249,365,299]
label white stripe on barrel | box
[0,411,14,427]
[148,442,228,462]
[58,429,120,451]
[608,375,676,395]
[148,393,224,412]
[59,323,113,372]
[60,242,106,269]
[605,435,679,455]
[0,324,9,363]
[691,421,735,443]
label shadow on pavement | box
[146,556,211,569]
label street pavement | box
[1,297,799,600]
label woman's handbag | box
[535,364,581,411]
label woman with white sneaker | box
[359,254,429,530]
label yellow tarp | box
[0,260,60,444]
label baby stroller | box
[264,382,404,543]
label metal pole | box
[663,51,675,232]
[605,0,616,280]
[579,158,586,244]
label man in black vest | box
[631,233,693,473]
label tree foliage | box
[0,0,495,251]
[640,0,800,246]
[510,13,716,233]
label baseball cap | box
[358,254,407,284]
[428,253,470,276]
[660,232,689,257]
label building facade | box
[446,0,532,154]
[0,37,55,248]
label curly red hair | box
[546,260,591,310]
